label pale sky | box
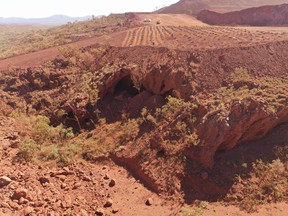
[0,0,179,18]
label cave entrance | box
[113,75,139,96]
[98,75,142,123]
[54,109,96,134]
[61,110,82,133]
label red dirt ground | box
[1,13,288,71]
[1,13,288,216]
[198,4,288,26]
[0,116,176,216]
[2,115,287,215]
[157,0,288,15]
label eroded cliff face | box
[192,99,288,168]
[1,42,288,199]
[198,4,288,26]
[158,0,288,15]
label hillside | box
[1,39,288,215]
[0,15,95,25]
[1,12,288,215]
[0,13,133,59]
[198,4,288,26]
[3,13,288,71]
[158,0,288,15]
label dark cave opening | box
[62,110,81,133]
[98,75,144,123]
[113,75,139,96]
[50,75,144,132]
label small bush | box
[227,158,288,212]
[33,115,74,144]
[58,45,78,59]
[57,143,82,166]
[15,113,74,163]
[180,202,208,216]
[160,96,197,117]
[18,139,38,161]
[186,132,200,146]
[230,67,251,82]
[39,144,59,161]
[33,115,51,143]
[118,119,140,144]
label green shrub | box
[230,67,251,82]
[39,144,59,161]
[58,45,78,58]
[33,115,74,144]
[14,113,74,163]
[57,143,82,166]
[118,119,140,144]
[33,115,51,143]
[160,96,197,116]
[186,132,200,146]
[18,138,38,161]
[227,158,288,212]
[180,202,208,216]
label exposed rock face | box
[11,188,29,201]
[198,4,288,26]
[0,176,12,188]
[158,0,288,15]
[1,42,288,200]
[158,0,208,15]
[190,99,288,168]
[98,67,131,98]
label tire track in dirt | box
[163,26,175,40]
[131,27,143,46]
[122,29,133,47]
[155,26,165,46]
[152,26,162,46]
[157,26,170,45]
[161,26,172,38]
[137,27,145,46]
[142,26,149,46]
[129,29,138,46]
[148,26,154,46]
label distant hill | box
[157,0,288,15]
[0,15,99,25]
[198,4,288,26]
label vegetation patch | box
[225,157,288,212]
[0,14,126,59]
[13,113,75,165]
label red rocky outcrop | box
[198,4,288,26]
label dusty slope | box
[157,0,288,15]
[0,13,207,71]
[136,13,207,26]
[1,38,288,196]
[0,116,174,216]
[198,4,288,26]
[1,12,288,71]
[1,12,288,216]
[1,115,288,215]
